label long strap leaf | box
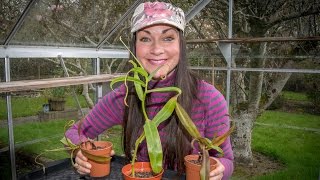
[175,102,201,139]
[152,95,178,126]
[212,122,235,146]
[144,121,163,174]
[200,147,210,180]
[110,76,145,90]
[147,87,182,95]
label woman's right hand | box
[73,149,115,175]
[74,150,91,175]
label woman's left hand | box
[209,157,225,180]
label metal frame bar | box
[58,55,84,117]
[225,0,233,108]
[0,46,129,58]
[190,66,320,74]
[5,56,17,180]
[185,0,211,23]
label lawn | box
[0,94,91,120]
[250,111,320,180]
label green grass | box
[0,94,91,119]
[257,110,320,129]
[282,91,308,101]
[0,119,69,160]
[250,111,320,179]
[101,125,124,155]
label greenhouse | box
[1,0,319,179]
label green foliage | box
[44,87,67,99]
[110,38,233,178]
[109,38,186,175]
[110,59,182,174]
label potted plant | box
[35,120,113,178]
[112,38,234,179]
[61,120,113,177]
[45,87,67,111]
[112,62,180,179]
[175,104,234,180]
[109,38,182,179]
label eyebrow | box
[141,27,177,35]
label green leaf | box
[130,67,149,78]
[147,65,163,80]
[60,137,78,149]
[175,102,202,138]
[200,148,210,180]
[119,37,143,68]
[153,96,177,126]
[128,60,137,67]
[212,122,235,146]
[144,121,163,174]
[110,76,145,90]
[147,87,182,95]
[206,143,224,155]
[133,70,145,101]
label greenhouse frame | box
[1,0,319,179]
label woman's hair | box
[122,30,198,173]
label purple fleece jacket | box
[66,74,234,179]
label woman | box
[66,2,234,179]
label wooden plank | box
[0,73,124,93]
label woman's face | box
[135,24,180,79]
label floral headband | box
[131,2,186,33]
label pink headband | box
[131,2,185,33]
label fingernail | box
[86,163,91,169]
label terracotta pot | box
[184,154,217,180]
[80,141,113,177]
[122,162,164,180]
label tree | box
[179,0,319,164]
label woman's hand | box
[73,150,115,175]
[209,157,225,180]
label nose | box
[150,41,164,55]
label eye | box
[139,37,150,42]
[163,37,174,41]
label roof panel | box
[9,0,140,48]
[0,0,30,44]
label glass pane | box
[0,56,129,177]
[0,0,30,44]
[185,0,229,39]
[10,0,137,47]
[235,41,319,70]
[233,1,319,38]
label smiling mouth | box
[149,59,166,65]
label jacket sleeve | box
[204,84,234,179]
[65,85,126,145]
